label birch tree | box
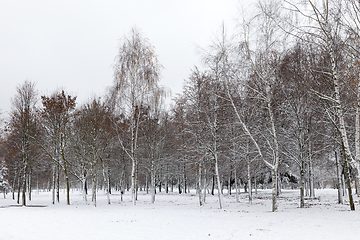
[112,27,162,205]
[139,87,168,203]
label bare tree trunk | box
[22,161,27,206]
[342,174,346,197]
[56,165,60,203]
[235,168,239,202]
[64,165,70,205]
[247,162,252,204]
[211,175,215,195]
[150,163,156,204]
[330,47,355,210]
[228,171,232,195]
[158,176,162,193]
[165,166,169,194]
[17,174,21,204]
[52,165,56,204]
[309,149,315,198]
[92,176,97,207]
[108,169,111,195]
[178,175,182,194]
[335,151,343,204]
[197,161,203,206]
[12,172,16,200]
[183,166,187,194]
[300,160,305,208]
[214,152,223,209]
[254,177,257,194]
[356,91,360,196]
[271,171,277,212]
[130,111,137,205]
[131,157,136,205]
[120,166,125,202]
[277,175,282,196]
[269,101,280,211]
[82,178,87,203]
[28,168,31,201]
[102,167,110,205]
[342,144,355,210]
[202,168,207,204]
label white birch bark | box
[150,161,156,204]
[214,151,223,209]
[247,162,252,204]
[355,85,360,196]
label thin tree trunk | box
[17,174,21,204]
[309,151,315,198]
[355,84,360,196]
[150,163,156,204]
[102,167,110,205]
[271,170,277,212]
[335,150,343,204]
[56,165,60,203]
[254,177,257,194]
[342,144,355,210]
[12,171,17,200]
[235,168,239,202]
[28,168,31,201]
[183,167,187,194]
[228,171,232,195]
[214,152,223,209]
[202,168,207,204]
[300,160,305,208]
[92,176,97,207]
[197,161,203,206]
[247,162,252,204]
[165,165,169,194]
[82,178,87,203]
[108,169,111,195]
[64,165,70,205]
[330,48,354,210]
[22,162,27,206]
[171,179,173,192]
[131,157,136,205]
[52,165,56,204]
[211,175,215,195]
[158,176,162,193]
[178,175,182,194]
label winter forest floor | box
[0,189,359,240]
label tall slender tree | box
[7,80,38,206]
[112,27,162,205]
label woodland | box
[1,0,360,214]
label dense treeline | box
[1,0,360,211]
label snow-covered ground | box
[1,189,359,240]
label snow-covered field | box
[1,189,359,240]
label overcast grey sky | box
[0,0,242,116]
